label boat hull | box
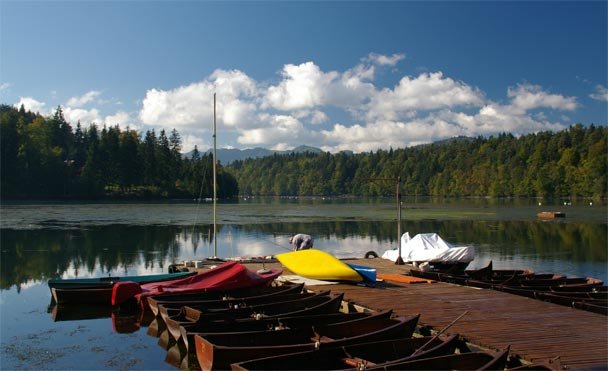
[231,333,459,370]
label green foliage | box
[228,125,607,199]
[0,105,238,199]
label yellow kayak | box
[275,249,362,282]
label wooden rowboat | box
[195,313,420,370]
[155,291,318,322]
[465,261,533,281]
[157,290,331,340]
[366,347,510,370]
[179,290,337,322]
[231,333,459,370]
[165,292,344,343]
[147,282,304,316]
[175,310,392,352]
[157,311,375,351]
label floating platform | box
[537,211,566,219]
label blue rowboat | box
[48,271,195,290]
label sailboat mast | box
[212,93,218,258]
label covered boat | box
[382,232,474,271]
[111,261,282,306]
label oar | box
[411,310,468,356]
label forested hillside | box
[228,125,607,199]
[1,104,606,199]
[0,105,238,198]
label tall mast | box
[212,93,218,258]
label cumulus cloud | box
[590,84,608,102]
[104,111,140,130]
[363,72,486,121]
[15,97,47,114]
[310,110,329,125]
[181,133,210,153]
[320,117,465,153]
[139,69,258,131]
[237,114,307,149]
[507,83,577,113]
[265,62,338,111]
[363,52,405,66]
[66,90,101,107]
[63,107,101,125]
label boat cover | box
[111,261,282,305]
[381,232,474,264]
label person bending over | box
[289,234,314,251]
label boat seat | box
[342,357,377,369]
[311,335,335,343]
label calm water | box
[1,198,606,370]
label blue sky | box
[1,1,606,153]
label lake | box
[1,197,606,370]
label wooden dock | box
[240,257,607,369]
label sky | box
[1,1,606,153]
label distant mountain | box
[182,137,474,164]
[183,145,324,164]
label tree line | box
[0,104,237,198]
[228,125,607,199]
[1,104,606,199]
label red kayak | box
[111,261,282,307]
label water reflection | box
[1,219,606,291]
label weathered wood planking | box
[306,258,607,369]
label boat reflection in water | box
[49,303,153,334]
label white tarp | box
[381,232,475,263]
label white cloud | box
[507,83,577,113]
[590,84,608,102]
[15,97,47,114]
[139,69,258,131]
[364,72,485,122]
[0,82,11,92]
[104,111,140,130]
[310,110,329,125]
[181,133,209,153]
[237,114,306,149]
[63,107,101,125]
[66,90,101,107]
[320,117,466,153]
[363,52,405,66]
[265,62,338,111]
